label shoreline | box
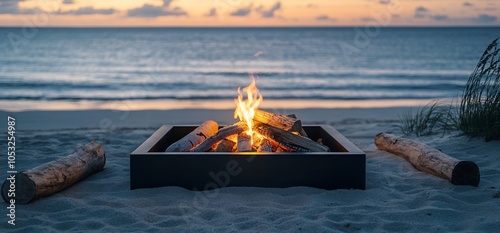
[0,107,406,131]
[0,98,452,112]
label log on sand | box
[166,120,219,152]
[1,141,106,204]
[374,133,480,186]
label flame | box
[234,74,263,145]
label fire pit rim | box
[130,124,366,190]
[132,124,364,154]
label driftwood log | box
[166,120,219,152]
[254,123,329,152]
[191,122,247,152]
[255,110,302,132]
[1,141,106,204]
[374,133,480,186]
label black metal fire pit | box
[130,125,365,190]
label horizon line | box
[1,25,499,29]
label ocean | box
[0,27,499,110]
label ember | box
[165,76,329,153]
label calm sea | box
[0,27,499,110]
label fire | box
[234,74,263,145]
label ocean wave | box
[0,93,452,101]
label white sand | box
[1,108,499,232]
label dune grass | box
[458,38,500,141]
[401,38,500,140]
[400,101,452,136]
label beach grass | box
[400,101,451,136]
[401,38,500,140]
[458,38,500,141]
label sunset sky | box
[0,0,499,27]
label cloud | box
[415,6,429,13]
[0,0,37,14]
[432,15,449,21]
[257,2,281,18]
[379,0,391,5]
[414,6,430,18]
[0,0,21,14]
[306,4,317,8]
[316,15,336,22]
[475,7,497,12]
[230,5,252,17]
[472,14,497,23]
[163,0,173,7]
[60,7,115,15]
[63,0,74,4]
[127,1,187,17]
[205,8,216,17]
[463,2,473,7]
[413,6,451,21]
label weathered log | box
[166,120,219,152]
[254,123,329,152]
[1,141,106,204]
[374,133,480,186]
[237,133,253,152]
[191,122,247,152]
[255,110,302,132]
[286,114,308,137]
[257,139,273,152]
[215,139,236,152]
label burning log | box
[166,120,219,152]
[275,147,285,153]
[191,122,247,152]
[286,114,308,137]
[1,141,105,204]
[257,139,273,152]
[225,134,238,144]
[255,110,302,132]
[215,139,236,152]
[237,133,253,152]
[374,133,480,186]
[254,123,330,152]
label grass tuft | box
[401,38,500,140]
[400,101,451,136]
[458,38,500,141]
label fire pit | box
[130,125,365,190]
[130,76,365,190]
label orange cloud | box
[0,0,497,26]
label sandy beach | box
[2,0,499,231]
[1,107,499,232]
